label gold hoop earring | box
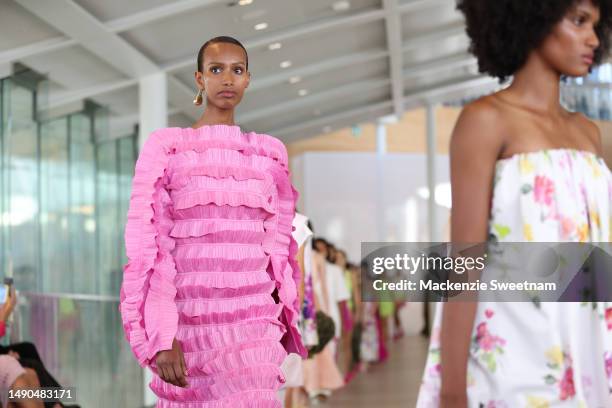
[193,88,204,106]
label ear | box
[194,71,205,91]
[245,71,251,89]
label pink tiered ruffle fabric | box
[119,125,307,407]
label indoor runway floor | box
[323,335,429,408]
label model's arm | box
[314,254,330,313]
[440,101,504,407]
[334,266,351,332]
[119,130,187,387]
[297,244,306,307]
[0,287,16,338]
[352,270,362,322]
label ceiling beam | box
[403,75,498,109]
[40,48,390,114]
[273,74,499,141]
[40,50,476,126]
[402,21,465,52]
[42,50,474,121]
[0,36,76,65]
[239,77,391,123]
[14,0,198,120]
[382,0,404,119]
[7,0,463,100]
[105,0,225,32]
[109,77,499,143]
[248,48,389,92]
[404,52,475,79]
[398,0,450,13]
[244,56,482,123]
[165,7,387,73]
[43,79,138,111]
[6,0,453,69]
[8,0,470,133]
[15,0,158,77]
[245,8,385,49]
[2,0,223,67]
[272,100,394,141]
[164,0,454,74]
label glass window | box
[40,117,70,293]
[0,73,143,407]
[1,78,40,293]
[96,139,120,296]
[69,113,96,293]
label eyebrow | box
[206,61,246,66]
[574,4,600,21]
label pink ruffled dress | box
[119,125,307,407]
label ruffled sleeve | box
[119,129,179,368]
[264,137,308,358]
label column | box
[375,120,387,241]
[0,64,11,80]
[138,71,168,149]
[426,104,437,242]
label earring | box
[193,88,204,106]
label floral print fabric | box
[417,149,612,408]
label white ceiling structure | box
[1,0,500,142]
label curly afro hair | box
[457,0,612,81]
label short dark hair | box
[197,36,249,72]
[457,0,612,82]
[312,237,328,250]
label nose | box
[221,70,233,86]
[587,27,600,50]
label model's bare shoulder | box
[570,111,603,155]
[450,94,506,158]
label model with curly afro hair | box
[459,0,612,81]
[416,1,612,407]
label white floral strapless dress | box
[417,149,612,408]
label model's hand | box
[0,287,17,322]
[155,338,189,388]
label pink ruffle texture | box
[119,125,306,406]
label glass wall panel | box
[117,135,136,269]
[69,113,97,293]
[0,71,142,407]
[0,77,40,293]
[40,117,70,293]
[96,139,120,296]
[16,293,144,408]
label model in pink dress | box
[119,37,306,407]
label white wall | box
[291,152,450,264]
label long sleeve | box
[265,142,308,358]
[119,130,178,369]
